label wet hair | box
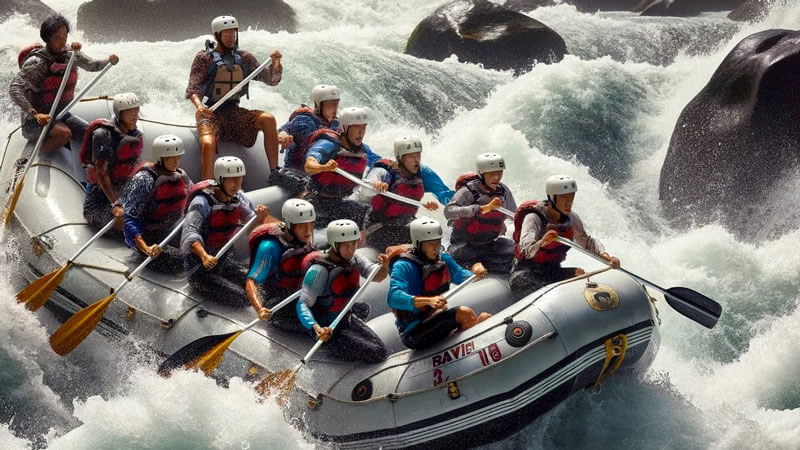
[40,14,70,43]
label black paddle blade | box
[157,331,237,376]
[664,287,722,329]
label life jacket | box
[304,252,361,317]
[139,164,191,230]
[80,119,143,185]
[248,223,315,292]
[283,106,337,170]
[369,159,424,225]
[309,130,367,198]
[201,48,248,106]
[392,251,452,330]
[19,45,78,113]
[451,174,507,245]
[512,200,575,265]
[188,180,246,254]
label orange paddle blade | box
[49,293,115,355]
[4,179,24,226]
[18,263,73,311]
[185,330,244,375]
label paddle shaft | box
[301,265,381,364]
[335,168,514,217]
[17,52,76,183]
[209,58,273,112]
[113,218,185,293]
[55,63,113,120]
[422,274,478,324]
[239,291,302,333]
[186,214,259,277]
[68,218,116,263]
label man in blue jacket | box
[388,217,490,350]
[361,136,454,251]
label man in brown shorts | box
[185,15,283,180]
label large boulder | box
[0,0,57,26]
[77,0,296,42]
[659,30,800,240]
[405,0,567,74]
[505,0,641,13]
[637,0,744,16]
[727,0,776,21]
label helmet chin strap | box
[219,179,235,198]
[548,196,570,222]
[344,129,363,152]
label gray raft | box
[1,100,661,449]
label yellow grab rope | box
[592,333,628,388]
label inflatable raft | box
[1,100,661,448]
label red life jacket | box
[309,130,367,198]
[392,251,451,327]
[80,119,143,185]
[305,253,361,315]
[248,223,315,292]
[451,174,507,245]
[188,180,246,254]
[512,199,575,265]
[369,159,424,225]
[139,164,191,230]
[19,45,78,113]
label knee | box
[455,306,476,321]
[199,135,216,150]
[575,267,585,276]
[258,113,277,129]
[52,124,71,142]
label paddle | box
[421,273,479,324]
[261,264,382,401]
[555,236,722,329]
[208,57,275,112]
[334,168,515,218]
[55,62,113,120]
[5,51,76,226]
[185,213,260,277]
[158,291,301,376]
[49,218,186,355]
[17,218,116,311]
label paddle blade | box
[664,287,722,329]
[18,264,72,311]
[185,330,243,375]
[4,179,24,226]
[50,293,115,355]
[158,331,236,376]
[255,367,298,405]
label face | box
[400,152,421,174]
[346,124,366,146]
[219,29,237,49]
[221,176,243,196]
[291,222,315,244]
[161,155,181,172]
[482,170,503,190]
[335,240,358,260]
[554,192,575,214]
[320,100,339,121]
[48,26,68,52]
[119,107,139,131]
[420,239,441,261]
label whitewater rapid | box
[1,0,798,448]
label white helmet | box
[152,135,185,160]
[475,153,505,175]
[212,15,238,34]
[311,85,341,113]
[281,199,315,228]
[326,219,360,251]
[393,135,423,160]
[214,156,246,184]
[339,107,368,130]
[410,217,443,250]
[112,92,140,116]
[545,175,578,202]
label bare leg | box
[455,306,492,331]
[199,133,217,180]
[40,123,71,153]
[256,112,278,171]
[576,267,585,276]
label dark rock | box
[659,29,800,240]
[405,0,567,74]
[727,0,776,21]
[0,0,57,26]
[638,0,744,17]
[505,0,641,13]
[76,0,296,42]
